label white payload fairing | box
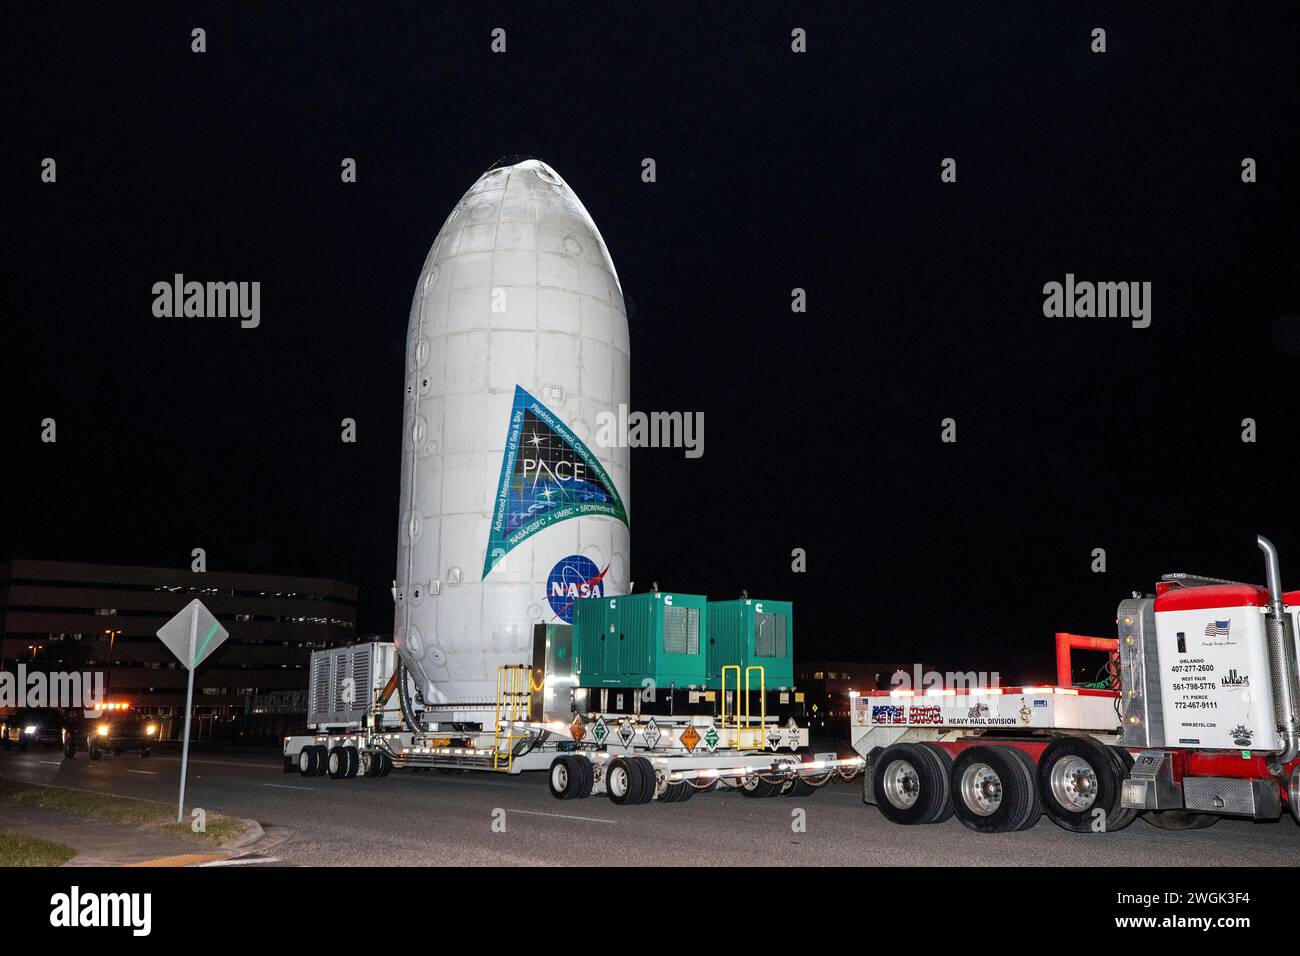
[394,159,631,722]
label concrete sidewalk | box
[0,803,237,866]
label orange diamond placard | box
[570,717,586,742]
[679,724,700,752]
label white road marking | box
[505,808,615,824]
[39,760,62,766]
[262,783,316,791]
[126,769,156,775]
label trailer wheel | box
[298,746,317,776]
[1038,736,1126,833]
[64,739,76,760]
[950,745,1040,833]
[343,746,360,779]
[739,774,780,798]
[872,743,951,825]
[607,757,653,805]
[549,755,585,799]
[782,777,815,797]
[89,742,102,761]
[1143,810,1220,830]
[573,756,593,798]
[377,752,393,777]
[660,780,694,803]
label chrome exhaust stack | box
[1257,535,1300,763]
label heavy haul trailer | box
[283,591,863,800]
[853,535,1300,834]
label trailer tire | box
[872,743,950,825]
[549,755,585,800]
[344,746,360,778]
[327,747,348,779]
[573,756,593,798]
[378,752,393,777]
[661,780,694,803]
[298,746,317,776]
[1038,736,1126,833]
[607,757,653,805]
[739,774,780,798]
[782,777,815,797]
[1143,810,1220,830]
[950,745,1040,833]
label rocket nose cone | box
[484,156,566,186]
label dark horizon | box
[4,3,1298,685]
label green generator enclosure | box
[573,591,709,688]
[706,599,795,689]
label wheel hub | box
[960,763,1003,816]
[881,759,921,809]
[1049,755,1098,811]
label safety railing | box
[721,664,767,750]
[493,664,532,770]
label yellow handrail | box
[493,664,532,770]
[721,663,766,750]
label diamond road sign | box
[156,599,229,670]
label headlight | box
[97,725,109,736]
[24,725,37,734]
[146,725,157,735]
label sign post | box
[156,599,229,825]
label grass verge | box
[0,827,76,867]
[0,779,250,847]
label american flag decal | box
[1204,620,1230,637]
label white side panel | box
[1153,606,1279,751]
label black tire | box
[1144,810,1221,830]
[606,757,653,805]
[18,739,28,753]
[297,747,315,776]
[1104,746,1140,831]
[1038,736,1127,833]
[739,774,780,798]
[313,745,329,776]
[572,755,593,798]
[327,747,348,779]
[950,745,1040,833]
[627,756,654,804]
[549,755,584,799]
[872,743,952,825]
[782,777,816,797]
[64,740,76,760]
[343,746,359,779]
[89,743,101,760]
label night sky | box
[4,3,1298,681]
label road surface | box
[1,745,1296,866]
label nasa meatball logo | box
[546,554,608,623]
